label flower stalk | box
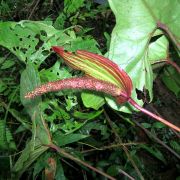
[25,46,180,132]
[128,98,180,132]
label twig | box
[28,0,41,20]
[104,111,144,180]
[81,142,145,153]
[48,143,116,180]
[118,169,135,180]
[133,121,180,160]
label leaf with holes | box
[0,21,72,66]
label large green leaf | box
[108,0,179,112]
[0,21,72,66]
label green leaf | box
[73,109,103,120]
[152,122,165,129]
[170,140,180,153]
[33,152,50,178]
[148,35,169,65]
[0,80,7,93]
[20,63,41,116]
[64,0,85,15]
[140,144,166,164]
[141,122,152,129]
[55,160,66,180]
[108,0,179,112]
[20,64,51,145]
[107,165,122,176]
[1,59,15,69]
[81,92,105,110]
[53,132,89,147]
[162,66,180,97]
[69,37,100,53]
[40,61,72,82]
[0,21,72,66]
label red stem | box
[128,98,180,132]
[166,60,180,73]
[157,21,180,51]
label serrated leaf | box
[64,0,85,15]
[0,120,16,150]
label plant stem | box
[104,111,144,180]
[128,98,180,132]
[49,143,116,180]
[152,59,180,74]
[166,60,180,73]
[157,21,180,52]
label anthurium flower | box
[52,46,132,104]
[25,46,180,132]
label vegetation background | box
[0,0,179,179]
